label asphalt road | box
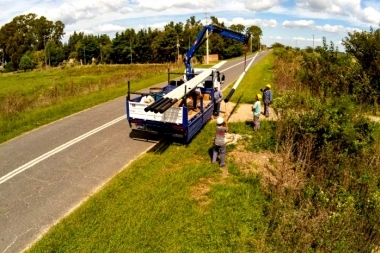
[0,51,269,253]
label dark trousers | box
[212,145,226,165]
[264,102,270,117]
[213,102,221,116]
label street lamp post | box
[177,37,180,63]
[100,44,102,64]
[130,40,132,64]
[43,35,47,68]
[0,48,3,66]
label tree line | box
[0,14,263,72]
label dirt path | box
[218,101,380,123]
[218,101,277,123]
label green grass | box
[21,53,277,252]
[224,52,274,104]
[26,122,272,253]
[0,64,176,143]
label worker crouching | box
[212,117,228,167]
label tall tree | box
[342,27,380,111]
[247,25,263,51]
[0,13,65,69]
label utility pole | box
[84,45,86,65]
[250,36,252,52]
[205,12,209,64]
[100,44,103,64]
[177,37,180,63]
[313,34,314,52]
[130,40,132,64]
[258,37,260,51]
[43,35,47,68]
[0,48,3,66]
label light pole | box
[130,40,132,64]
[100,43,103,64]
[43,35,48,68]
[0,48,3,66]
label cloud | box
[242,0,281,12]
[292,36,322,42]
[41,0,128,25]
[220,17,277,28]
[295,0,380,26]
[135,0,215,11]
[137,22,168,31]
[360,6,380,24]
[269,36,282,39]
[94,24,125,33]
[282,20,315,28]
[313,24,362,35]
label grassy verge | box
[26,121,275,252]
[26,53,276,252]
[224,52,274,104]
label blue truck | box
[126,24,249,143]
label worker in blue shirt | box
[260,84,273,117]
[213,86,223,116]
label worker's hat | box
[266,84,271,89]
[217,117,224,125]
[256,94,262,100]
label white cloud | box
[295,0,380,26]
[360,6,380,24]
[219,17,277,28]
[139,22,168,30]
[242,0,281,12]
[283,20,315,28]
[314,24,361,33]
[94,24,125,33]
[269,36,282,39]
[293,36,306,40]
[32,0,128,25]
[135,0,215,11]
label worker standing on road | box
[260,84,273,117]
[252,94,262,131]
[213,86,223,117]
[212,117,228,167]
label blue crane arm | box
[184,24,250,81]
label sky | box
[1,0,380,51]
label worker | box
[212,116,228,167]
[179,87,201,111]
[213,86,223,117]
[260,84,273,117]
[252,94,262,131]
[191,85,203,111]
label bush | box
[266,93,380,252]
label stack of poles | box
[144,61,227,114]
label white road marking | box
[221,53,259,72]
[0,115,125,185]
[0,54,257,185]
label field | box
[0,63,178,143]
